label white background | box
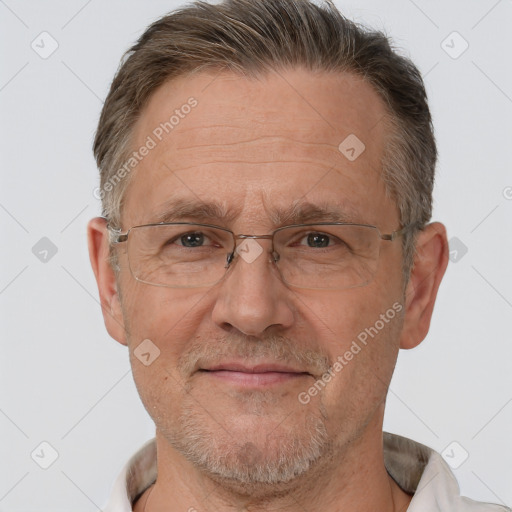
[1,0,511,510]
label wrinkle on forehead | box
[132,68,387,156]
[122,68,397,230]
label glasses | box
[108,222,411,290]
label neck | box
[134,415,413,512]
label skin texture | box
[88,68,449,511]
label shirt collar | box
[103,432,508,511]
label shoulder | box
[383,432,510,512]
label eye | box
[177,231,207,248]
[304,233,331,248]
[286,229,350,253]
[163,230,220,250]
[292,231,340,249]
[154,226,233,254]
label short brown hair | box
[93,0,436,280]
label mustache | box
[177,333,331,378]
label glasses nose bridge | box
[233,233,275,252]
[235,233,274,241]
[226,233,280,268]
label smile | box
[199,363,311,386]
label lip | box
[198,362,311,386]
[204,363,307,373]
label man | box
[87,0,508,510]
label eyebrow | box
[150,197,362,228]
[266,200,361,225]
[153,198,239,224]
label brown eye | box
[306,233,330,248]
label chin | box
[164,399,332,497]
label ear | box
[87,217,127,345]
[399,222,449,350]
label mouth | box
[198,363,312,387]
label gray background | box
[1,0,511,510]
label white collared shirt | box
[103,432,510,511]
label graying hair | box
[93,0,436,282]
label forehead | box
[123,68,397,229]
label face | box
[105,69,408,490]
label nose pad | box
[271,250,280,263]
[225,251,235,268]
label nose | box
[210,238,294,336]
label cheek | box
[296,281,402,351]
[118,280,216,400]
[121,285,207,428]
[296,286,403,424]
[119,277,211,347]
[307,320,401,444]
